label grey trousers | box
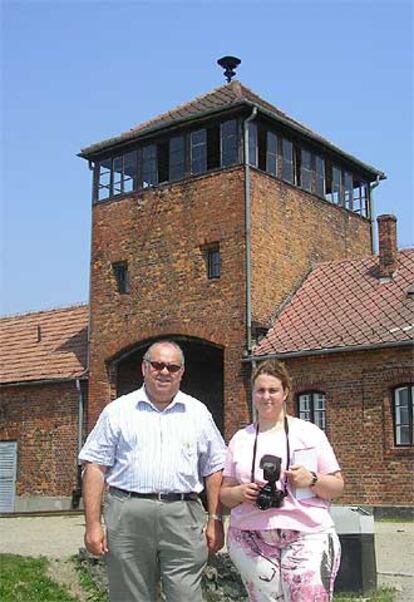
[103,489,208,602]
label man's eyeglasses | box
[147,360,182,374]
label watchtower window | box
[142,144,158,188]
[191,129,207,174]
[325,163,342,205]
[344,171,353,210]
[123,151,138,193]
[110,151,138,197]
[112,261,130,294]
[97,158,112,201]
[207,126,220,170]
[248,122,258,167]
[157,141,169,184]
[315,155,325,197]
[221,119,238,167]
[353,179,369,217]
[300,149,312,192]
[169,136,185,181]
[266,131,278,176]
[282,138,294,184]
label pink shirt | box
[223,417,341,533]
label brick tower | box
[79,71,384,439]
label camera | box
[255,454,286,511]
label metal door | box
[0,441,17,512]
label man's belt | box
[109,486,198,501]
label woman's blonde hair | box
[252,360,292,401]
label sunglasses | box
[147,360,182,374]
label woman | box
[220,360,344,601]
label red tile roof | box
[79,81,384,180]
[0,305,89,384]
[254,249,414,357]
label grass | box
[0,554,78,602]
[334,589,396,602]
[0,553,398,602]
[375,516,414,523]
[74,557,108,602]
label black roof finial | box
[217,56,241,83]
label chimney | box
[377,214,398,278]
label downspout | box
[369,175,381,254]
[73,378,85,508]
[72,159,94,509]
[244,106,257,356]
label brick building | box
[254,215,414,506]
[0,305,88,511]
[1,76,412,511]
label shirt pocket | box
[179,438,198,474]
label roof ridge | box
[1,302,88,321]
[126,81,239,136]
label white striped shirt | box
[78,386,226,493]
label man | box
[79,340,226,602]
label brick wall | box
[0,382,81,497]
[284,346,414,506]
[250,169,372,326]
[88,167,249,437]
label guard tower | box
[79,58,385,437]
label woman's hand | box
[285,464,314,489]
[220,477,260,509]
[286,465,344,500]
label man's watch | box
[309,471,318,487]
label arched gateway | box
[112,336,224,433]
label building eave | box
[78,98,385,181]
[0,374,88,388]
[247,338,414,362]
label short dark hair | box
[252,360,292,400]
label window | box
[393,385,414,446]
[344,171,353,210]
[297,392,326,431]
[123,151,138,193]
[266,131,278,176]
[353,179,369,217]
[248,122,258,167]
[112,261,130,294]
[97,158,112,201]
[300,149,313,192]
[191,129,207,174]
[169,136,185,181]
[91,123,370,222]
[315,155,325,197]
[157,141,169,184]
[221,119,238,166]
[205,245,221,279]
[142,144,158,188]
[281,139,294,183]
[325,163,342,205]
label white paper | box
[293,448,317,500]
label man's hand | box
[84,522,108,556]
[205,518,224,554]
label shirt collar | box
[136,386,187,412]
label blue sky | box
[1,0,413,315]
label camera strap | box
[251,416,290,496]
